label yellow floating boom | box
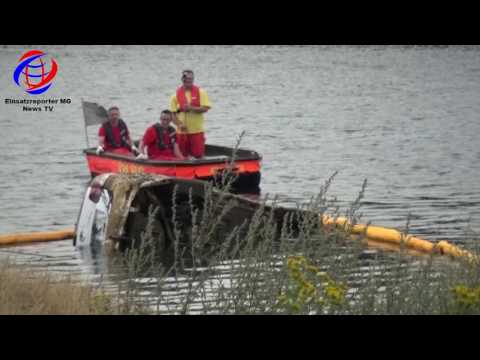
[0,228,75,246]
[321,215,477,262]
[0,217,476,263]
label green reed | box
[109,135,480,315]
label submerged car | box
[74,173,477,264]
[74,173,309,253]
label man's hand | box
[187,105,209,114]
[180,124,188,132]
[131,144,140,155]
[96,146,104,155]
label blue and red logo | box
[13,50,58,95]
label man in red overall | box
[138,110,185,160]
[170,70,211,159]
[97,106,135,157]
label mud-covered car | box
[74,173,310,254]
[74,173,477,264]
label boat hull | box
[84,145,262,194]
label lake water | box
[1,45,479,310]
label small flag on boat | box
[82,101,108,126]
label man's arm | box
[183,104,210,113]
[181,89,211,114]
[96,135,106,154]
[137,129,150,159]
[139,140,146,155]
[170,94,189,132]
[136,139,148,159]
[173,143,185,160]
[171,112,188,132]
[188,88,211,113]
[125,128,133,147]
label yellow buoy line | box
[0,228,75,246]
[321,215,478,262]
[0,217,476,263]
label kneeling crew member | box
[97,106,136,157]
[138,110,185,160]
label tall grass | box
[0,260,115,315]
[113,139,480,315]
